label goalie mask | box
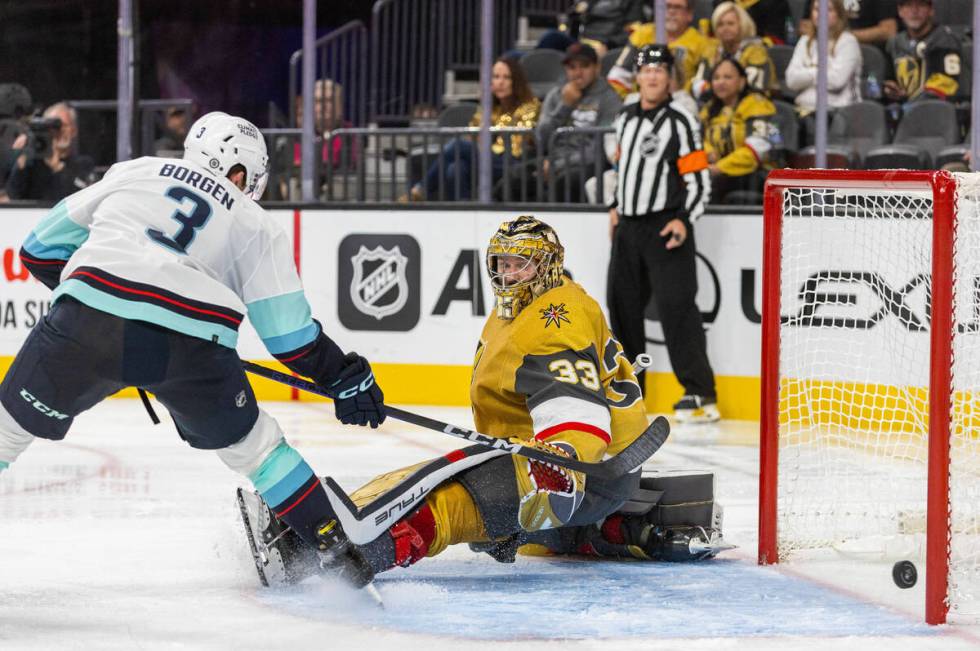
[486,216,564,319]
[183,112,269,200]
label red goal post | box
[758,170,970,625]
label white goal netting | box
[774,173,980,618]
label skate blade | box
[237,487,271,587]
[690,540,737,556]
[364,583,385,609]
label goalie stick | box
[241,360,669,481]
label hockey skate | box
[592,471,734,561]
[672,395,720,424]
[237,486,379,597]
[598,507,734,561]
[237,487,319,587]
[312,516,376,590]
[642,524,735,561]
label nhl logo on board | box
[349,245,409,320]
[338,234,421,332]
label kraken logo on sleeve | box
[338,234,420,331]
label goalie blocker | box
[237,469,731,587]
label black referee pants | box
[607,216,716,399]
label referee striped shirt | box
[612,97,710,221]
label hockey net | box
[759,170,980,625]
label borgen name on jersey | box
[19,156,317,360]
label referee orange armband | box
[677,150,709,175]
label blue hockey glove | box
[330,352,386,428]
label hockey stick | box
[241,360,669,480]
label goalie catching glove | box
[329,352,385,428]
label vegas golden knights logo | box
[895,57,921,97]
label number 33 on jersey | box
[471,277,648,461]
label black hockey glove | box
[329,352,386,428]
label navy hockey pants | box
[0,296,258,449]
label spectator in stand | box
[800,0,898,48]
[712,0,791,44]
[606,0,711,98]
[528,42,621,203]
[574,0,646,55]
[0,83,33,202]
[401,57,540,202]
[273,79,358,200]
[884,0,966,104]
[699,56,780,203]
[153,106,192,156]
[301,79,358,169]
[689,2,778,101]
[6,102,95,202]
[785,0,862,121]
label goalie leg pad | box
[456,455,523,539]
[457,453,641,540]
[638,471,718,529]
[559,467,640,528]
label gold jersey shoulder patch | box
[539,302,571,329]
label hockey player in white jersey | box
[0,112,384,591]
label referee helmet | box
[634,44,675,72]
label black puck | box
[893,560,917,589]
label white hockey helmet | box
[183,111,269,200]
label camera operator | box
[7,102,95,202]
[0,83,34,202]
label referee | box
[607,44,718,423]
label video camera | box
[25,115,62,157]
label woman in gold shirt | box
[404,57,541,201]
[698,55,779,203]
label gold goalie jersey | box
[471,276,647,463]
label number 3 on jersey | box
[147,187,213,254]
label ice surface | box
[1,401,978,650]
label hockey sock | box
[248,441,334,548]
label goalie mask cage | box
[759,169,980,625]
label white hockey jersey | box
[21,156,316,356]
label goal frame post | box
[758,169,957,625]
